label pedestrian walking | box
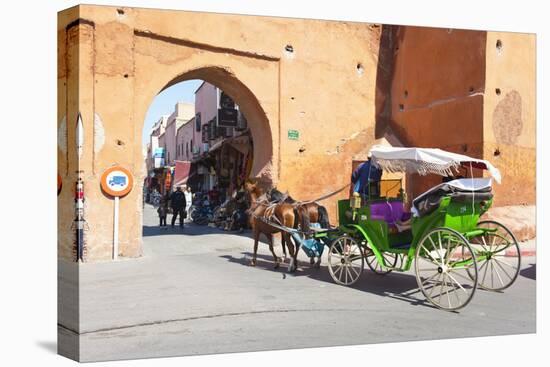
[170,185,187,228]
[157,198,168,229]
[184,185,193,222]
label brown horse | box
[244,181,307,272]
[267,188,330,229]
[267,188,329,267]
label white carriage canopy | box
[368,145,502,184]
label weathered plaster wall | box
[483,32,536,206]
[385,26,535,204]
[58,6,535,262]
[387,26,488,199]
[58,5,384,261]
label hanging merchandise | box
[165,169,172,191]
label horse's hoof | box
[249,259,257,267]
[274,262,280,269]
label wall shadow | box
[520,263,536,280]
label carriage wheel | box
[328,236,364,286]
[467,220,521,291]
[365,248,397,275]
[415,228,478,311]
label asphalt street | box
[59,203,536,362]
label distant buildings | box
[144,82,250,199]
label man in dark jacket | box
[170,185,187,228]
[351,157,383,201]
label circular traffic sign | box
[100,166,134,197]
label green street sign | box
[288,129,299,140]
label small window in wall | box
[195,113,201,132]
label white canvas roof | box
[369,145,502,183]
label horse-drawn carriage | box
[296,146,521,311]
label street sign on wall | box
[218,108,238,127]
[100,166,134,197]
[288,129,300,140]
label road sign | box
[100,166,134,197]
[100,165,133,261]
[288,129,299,140]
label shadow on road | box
[520,263,536,280]
[220,252,437,310]
[143,224,278,249]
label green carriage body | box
[331,180,494,272]
[318,145,520,310]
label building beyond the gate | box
[58,5,536,263]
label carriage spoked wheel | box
[415,228,478,311]
[365,248,398,275]
[328,236,364,286]
[467,220,521,291]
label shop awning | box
[173,160,192,187]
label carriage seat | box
[369,201,409,225]
[412,178,493,218]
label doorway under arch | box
[145,66,275,188]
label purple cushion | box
[370,201,405,224]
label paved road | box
[60,204,536,362]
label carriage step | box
[390,242,411,250]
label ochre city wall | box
[483,31,536,206]
[58,6,535,262]
[387,26,488,199]
[384,26,535,204]
[58,5,385,261]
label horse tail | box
[317,205,330,229]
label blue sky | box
[142,79,203,144]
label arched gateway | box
[58,5,433,262]
[58,11,282,261]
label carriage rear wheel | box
[467,220,521,291]
[415,228,478,311]
[365,248,397,275]
[328,236,364,286]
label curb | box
[506,247,536,257]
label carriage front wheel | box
[468,220,521,291]
[328,236,364,286]
[415,228,478,311]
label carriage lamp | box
[350,192,362,209]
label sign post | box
[113,196,120,260]
[100,166,134,260]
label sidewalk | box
[508,238,536,257]
[483,205,536,241]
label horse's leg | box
[281,232,287,261]
[267,233,280,269]
[285,233,298,272]
[250,226,259,266]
